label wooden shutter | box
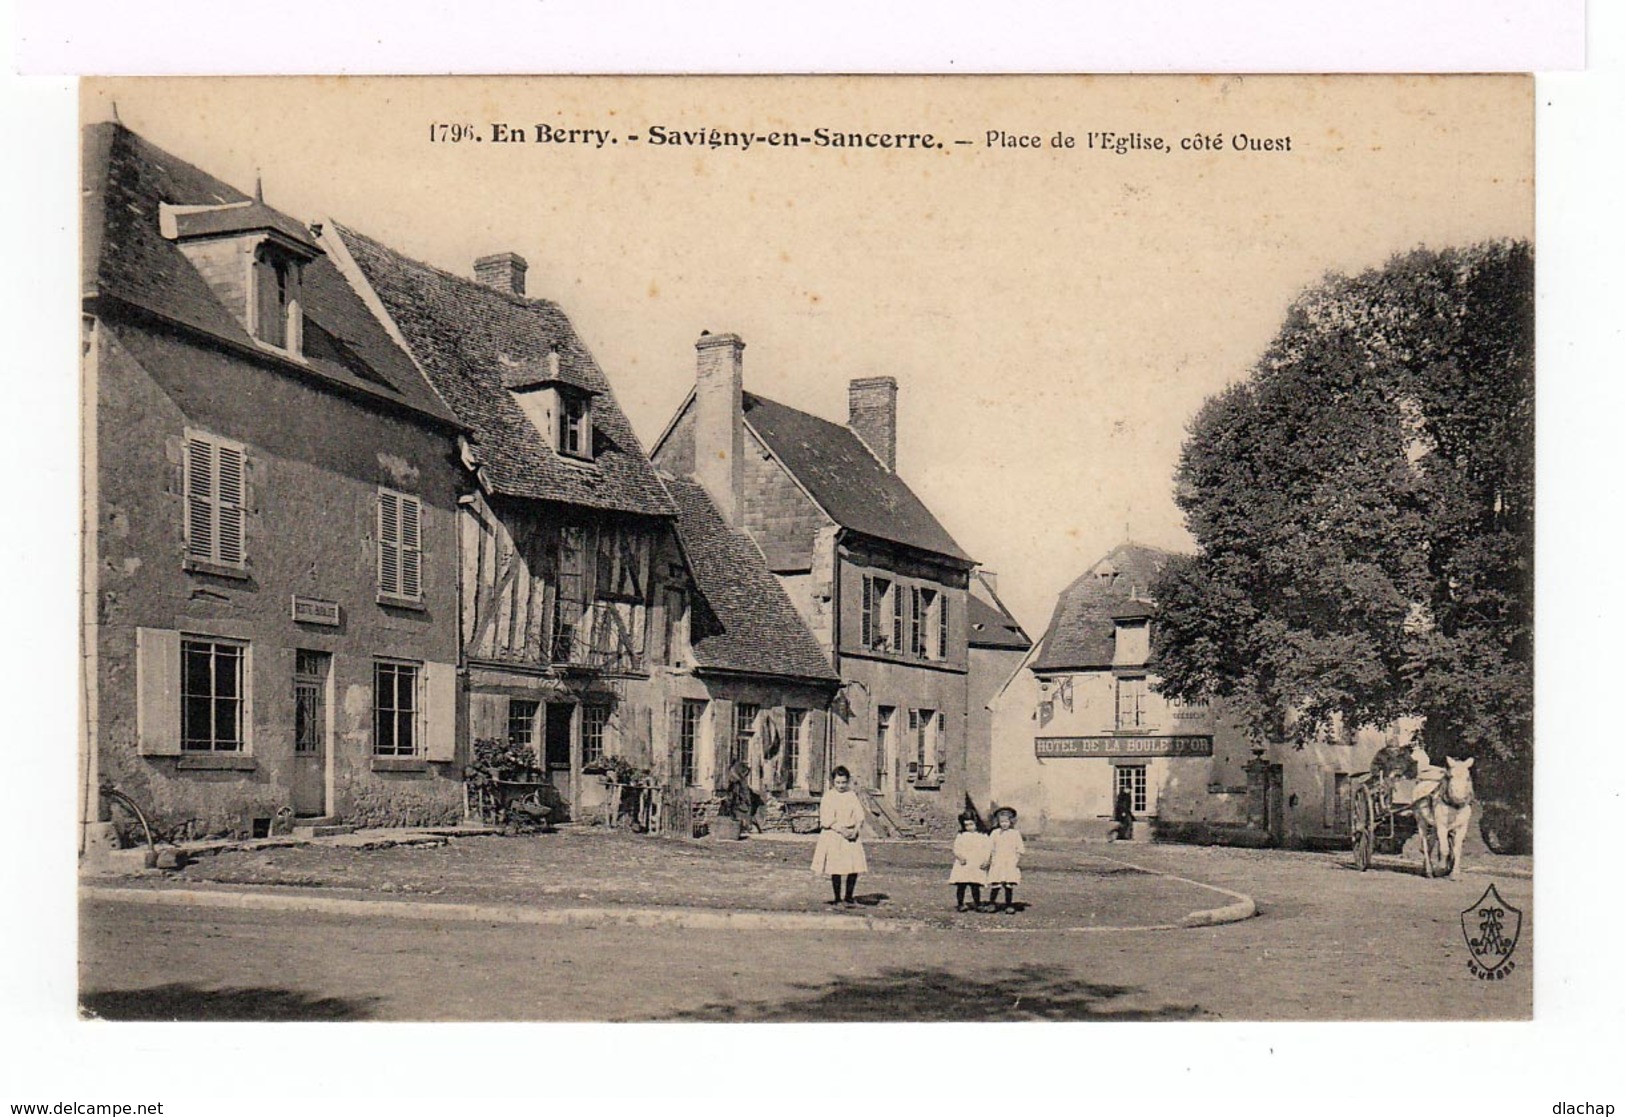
[400,495,422,600]
[423,660,457,762]
[469,691,507,745]
[215,444,245,565]
[934,711,948,776]
[860,576,873,647]
[378,490,401,596]
[185,437,214,561]
[710,698,733,791]
[938,595,950,660]
[805,708,827,791]
[136,627,182,756]
[661,700,680,783]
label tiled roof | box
[165,199,322,252]
[969,593,1032,650]
[336,225,676,518]
[81,123,459,428]
[741,392,973,564]
[664,475,840,683]
[1030,543,1178,672]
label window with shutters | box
[184,432,247,573]
[908,708,942,786]
[861,575,894,652]
[377,487,424,604]
[182,638,246,752]
[373,660,419,756]
[558,393,592,460]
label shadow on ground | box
[81,984,378,1021]
[663,964,1210,1022]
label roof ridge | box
[331,221,563,315]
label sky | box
[82,75,1533,639]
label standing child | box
[987,807,1026,914]
[811,767,869,907]
[949,812,992,911]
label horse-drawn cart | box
[1349,768,1431,875]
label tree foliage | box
[1152,241,1533,802]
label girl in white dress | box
[949,812,992,911]
[987,807,1026,914]
[811,767,868,907]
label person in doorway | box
[949,811,992,911]
[987,807,1026,914]
[1111,786,1135,842]
[811,766,868,907]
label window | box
[783,708,805,789]
[378,488,423,602]
[508,699,540,750]
[253,245,302,353]
[582,704,609,766]
[185,433,246,570]
[908,708,943,785]
[293,650,329,754]
[1116,764,1148,815]
[373,661,419,756]
[862,575,894,651]
[182,638,245,752]
[732,703,759,768]
[551,525,588,662]
[559,393,591,458]
[1116,676,1148,731]
[679,699,705,785]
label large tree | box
[1152,241,1533,811]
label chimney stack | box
[474,252,528,296]
[694,332,746,525]
[848,376,898,471]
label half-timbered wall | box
[461,493,655,672]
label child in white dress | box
[987,807,1026,914]
[810,766,869,907]
[949,812,992,911]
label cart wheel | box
[1351,787,1373,871]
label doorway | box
[544,701,575,818]
[292,650,331,818]
[1264,763,1286,846]
[875,706,897,804]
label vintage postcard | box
[75,75,1533,1035]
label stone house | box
[81,123,469,846]
[964,571,1032,808]
[989,541,1395,845]
[329,234,841,825]
[652,335,983,828]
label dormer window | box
[559,392,591,458]
[252,243,304,353]
[159,197,322,361]
[504,346,599,463]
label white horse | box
[1413,756,1475,879]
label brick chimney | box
[694,331,746,525]
[474,252,528,296]
[848,376,898,471]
